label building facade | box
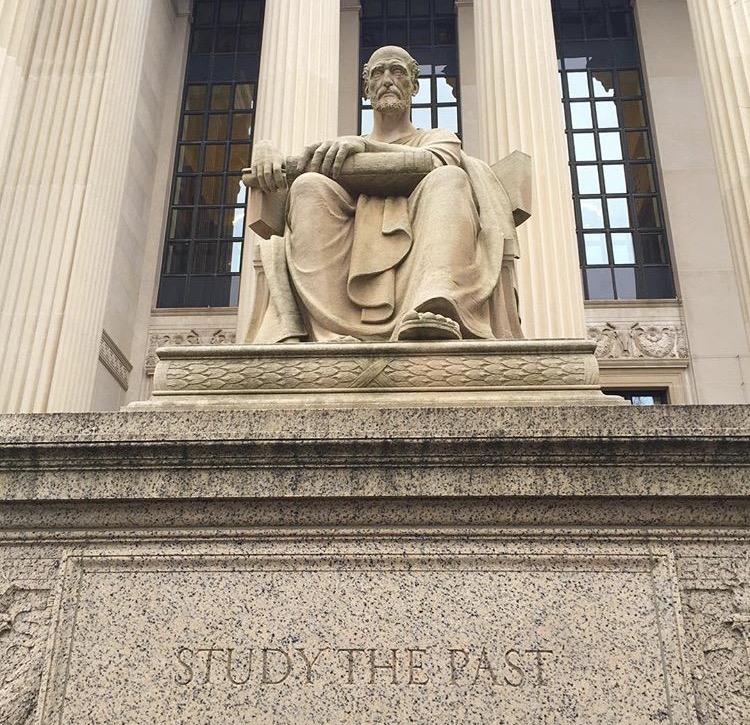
[0,0,748,412]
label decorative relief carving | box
[0,562,58,725]
[678,557,750,724]
[587,322,688,360]
[161,354,591,392]
[146,329,236,375]
[99,331,132,390]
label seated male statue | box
[244,45,527,344]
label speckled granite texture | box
[0,405,748,724]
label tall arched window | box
[552,0,675,300]
[157,0,265,308]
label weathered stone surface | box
[134,339,621,409]
[0,406,748,723]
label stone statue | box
[242,45,530,344]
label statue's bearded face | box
[365,56,418,114]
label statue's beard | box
[372,97,409,114]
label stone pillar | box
[473,0,585,340]
[0,0,152,412]
[237,0,340,340]
[685,0,750,342]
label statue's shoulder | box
[399,127,461,147]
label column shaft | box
[686,0,750,340]
[237,0,340,338]
[473,0,585,339]
[0,0,152,412]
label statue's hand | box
[250,140,287,194]
[301,136,366,179]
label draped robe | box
[249,128,523,343]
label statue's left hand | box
[301,136,366,178]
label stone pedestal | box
[130,339,623,409]
[0,406,749,724]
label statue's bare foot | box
[396,310,462,341]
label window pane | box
[611,232,635,264]
[577,165,600,194]
[173,176,197,205]
[182,115,205,141]
[586,268,615,299]
[580,198,604,228]
[231,113,253,140]
[626,131,650,159]
[165,242,189,273]
[436,77,456,102]
[607,198,630,227]
[592,71,614,97]
[185,85,207,110]
[595,101,617,127]
[169,209,193,238]
[200,176,223,205]
[584,233,608,264]
[570,102,593,129]
[228,143,251,170]
[622,100,645,127]
[219,240,243,273]
[234,83,255,109]
[196,208,222,237]
[602,164,626,193]
[210,85,232,110]
[207,114,229,140]
[203,144,226,171]
[619,69,641,96]
[641,233,667,264]
[631,164,656,193]
[229,207,245,237]
[224,175,246,205]
[635,197,660,227]
[414,80,432,104]
[437,106,458,131]
[573,133,596,161]
[567,71,589,98]
[643,266,675,298]
[177,145,200,173]
[192,241,218,273]
[411,107,431,128]
[614,267,637,298]
[599,132,623,160]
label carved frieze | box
[587,322,688,360]
[145,329,236,375]
[0,560,59,725]
[678,556,750,724]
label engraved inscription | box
[173,645,555,688]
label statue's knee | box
[426,164,471,193]
[289,171,329,198]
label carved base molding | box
[131,339,624,409]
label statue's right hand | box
[250,140,287,194]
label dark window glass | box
[553,0,675,300]
[605,389,669,405]
[158,0,265,308]
[359,0,460,136]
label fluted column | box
[237,0,340,339]
[0,0,152,412]
[473,0,585,340]
[686,0,750,341]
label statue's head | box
[362,46,420,114]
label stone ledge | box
[135,339,622,408]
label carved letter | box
[226,647,254,685]
[504,649,524,687]
[407,648,429,685]
[472,647,497,684]
[175,647,194,685]
[196,647,223,684]
[261,648,292,685]
[295,647,329,684]
[525,649,554,685]
[337,648,366,684]
[448,648,470,683]
[368,648,399,685]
